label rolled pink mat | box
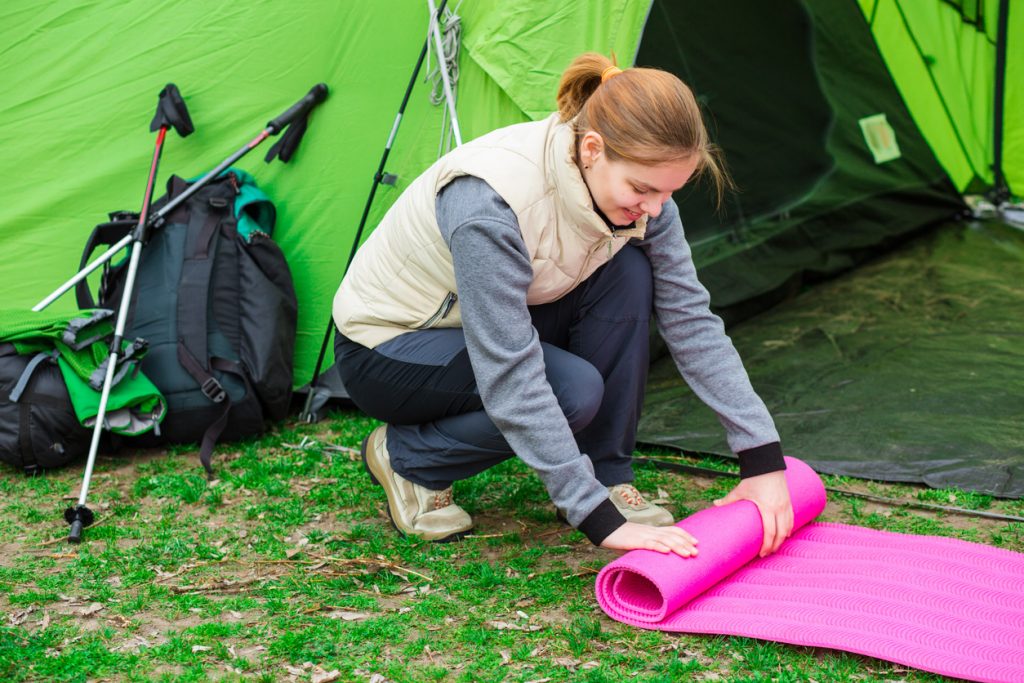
[596,457,1024,683]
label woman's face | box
[578,131,698,227]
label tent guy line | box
[636,456,1024,524]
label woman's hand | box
[600,522,699,558]
[714,470,793,557]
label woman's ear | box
[579,131,605,168]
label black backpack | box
[0,343,90,474]
[77,169,297,473]
[0,308,167,475]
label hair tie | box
[601,65,623,84]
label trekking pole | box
[65,83,193,543]
[300,0,451,422]
[64,84,329,543]
[35,84,329,313]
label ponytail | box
[556,52,617,122]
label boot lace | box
[433,488,454,510]
[613,484,647,509]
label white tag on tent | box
[859,113,902,164]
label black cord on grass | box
[635,456,1024,524]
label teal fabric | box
[187,168,276,242]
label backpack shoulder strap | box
[75,218,135,310]
[175,176,237,401]
[8,350,58,403]
[8,348,63,476]
[173,176,242,477]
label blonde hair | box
[556,52,733,206]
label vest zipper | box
[415,291,458,329]
[563,239,613,296]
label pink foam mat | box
[595,457,1024,683]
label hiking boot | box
[607,483,674,526]
[361,425,473,542]
[556,483,674,527]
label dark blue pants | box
[335,246,653,490]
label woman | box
[332,53,794,558]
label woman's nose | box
[642,198,663,218]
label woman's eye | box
[632,186,647,194]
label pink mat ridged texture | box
[596,457,1024,683]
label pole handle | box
[151,83,194,138]
[267,83,328,134]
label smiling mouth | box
[624,209,642,221]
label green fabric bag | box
[0,308,166,435]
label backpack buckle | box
[201,377,227,403]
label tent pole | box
[427,0,463,147]
[991,0,1010,205]
[300,0,450,423]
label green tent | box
[1,0,649,377]
[865,0,1023,195]
[2,1,1020,493]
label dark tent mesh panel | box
[632,1,1024,496]
[637,0,964,312]
[639,220,1024,497]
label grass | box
[1,409,1022,682]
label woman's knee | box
[543,346,604,432]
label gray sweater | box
[436,176,783,544]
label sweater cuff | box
[577,498,627,546]
[737,442,786,479]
